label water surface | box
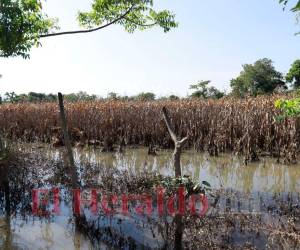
[1,145,299,249]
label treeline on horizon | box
[1,58,300,104]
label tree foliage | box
[77,0,177,33]
[65,91,97,102]
[280,0,300,33]
[136,92,155,101]
[286,59,300,88]
[190,80,224,99]
[279,0,300,12]
[0,0,177,59]
[168,95,180,101]
[275,97,300,120]
[0,0,57,58]
[1,91,97,103]
[230,58,286,97]
[275,2,300,119]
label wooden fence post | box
[0,137,10,217]
[57,93,79,188]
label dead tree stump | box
[162,107,188,177]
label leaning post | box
[57,92,79,188]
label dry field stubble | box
[0,95,298,162]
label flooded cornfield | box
[0,144,300,249]
[67,147,300,193]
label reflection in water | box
[59,147,300,194]
[0,210,110,250]
[0,145,299,249]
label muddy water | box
[1,145,300,249]
[0,217,98,250]
[66,147,300,193]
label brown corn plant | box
[0,95,298,162]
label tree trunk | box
[4,179,10,216]
[174,213,184,250]
[162,107,188,249]
[162,107,188,177]
[58,93,82,228]
[174,145,182,177]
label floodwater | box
[1,145,300,249]
[67,147,300,193]
[0,216,97,250]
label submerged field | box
[0,144,299,249]
[1,95,300,249]
[0,95,299,162]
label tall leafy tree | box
[107,92,119,100]
[0,0,57,58]
[230,58,286,97]
[0,0,177,59]
[189,80,210,98]
[286,59,300,88]
[4,91,18,102]
[136,92,155,101]
[189,80,224,99]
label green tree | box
[64,93,79,102]
[189,80,210,98]
[45,93,57,102]
[28,92,46,102]
[75,91,97,101]
[230,58,286,97]
[189,80,224,99]
[0,0,177,59]
[279,0,300,12]
[279,0,300,33]
[168,95,180,101]
[136,92,155,101]
[64,92,97,102]
[207,86,225,99]
[0,0,57,58]
[0,75,2,104]
[275,1,300,118]
[17,93,29,102]
[286,59,300,88]
[107,92,119,100]
[4,92,18,103]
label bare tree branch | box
[178,136,189,146]
[162,106,177,142]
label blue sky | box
[0,0,299,97]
